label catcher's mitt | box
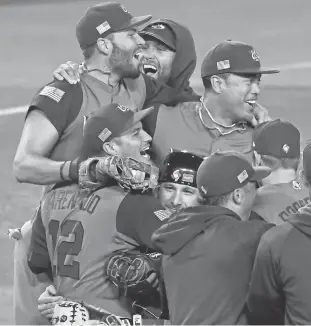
[78,157,103,190]
[95,156,159,192]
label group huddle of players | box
[10,1,311,325]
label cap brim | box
[250,166,272,181]
[232,67,280,75]
[122,15,152,31]
[123,106,155,133]
[139,31,176,51]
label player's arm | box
[28,207,52,276]
[13,81,82,185]
[246,235,284,325]
[116,192,169,250]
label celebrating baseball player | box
[152,151,274,324]
[246,142,311,324]
[251,119,310,224]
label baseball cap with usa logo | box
[197,150,271,198]
[201,40,280,78]
[252,119,301,158]
[80,103,154,160]
[76,2,152,50]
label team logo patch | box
[96,21,111,34]
[292,180,302,190]
[39,86,65,102]
[283,144,290,153]
[147,252,162,260]
[151,23,165,29]
[182,173,194,184]
[154,210,171,221]
[237,169,248,183]
[250,49,260,61]
[217,60,230,70]
[98,128,112,143]
[200,185,208,195]
[172,169,181,182]
[117,104,130,112]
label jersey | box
[252,180,311,225]
[143,101,254,166]
[28,184,167,317]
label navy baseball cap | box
[197,151,271,197]
[201,40,280,78]
[80,104,154,160]
[159,150,204,187]
[139,20,176,51]
[76,2,152,49]
[252,119,301,158]
[303,142,311,181]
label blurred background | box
[0,0,310,323]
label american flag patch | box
[96,21,111,34]
[98,128,112,143]
[154,210,171,221]
[217,60,230,70]
[39,86,65,102]
[237,169,248,183]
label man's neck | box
[221,203,250,221]
[202,94,235,127]
[261,168,297,186]
[83,59,121,87]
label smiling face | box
[158,182,200,213]
[138,36,176,83]
[218,73,261,123]
[108,29,145,78]
[110,121,152,164]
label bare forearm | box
[13,154,68,185]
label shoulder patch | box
[39,86,65,103]
[154,209,171,221]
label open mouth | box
[245,100,257,108]
[140,144,151,159]
[142,64,158,76]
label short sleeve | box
[27,80,83,136]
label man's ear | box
[97,38,112,55]
[102,141,118,156]
[232,188,243,205]
[210,75,226,94]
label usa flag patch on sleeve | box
[154,210,171,221]
[39,86,65,102]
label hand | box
[38,285,64,320]
[251,103,272,127]
[53,61,81,84]
[146,271,160,290]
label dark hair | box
[260,154,300,172]
[202,73,230,90]
[198,191,232,206]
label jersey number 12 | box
[48,219,84,280]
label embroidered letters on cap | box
[283,144,290,153]
[237,169,248,183]
[217,60,230,70]
[98,128,112,142]
[96,21,111,34]
[39,86,65,103]
[172,170,181,182]
[250,49,260,61]
[117,104,129,112]
[151,23,165,29]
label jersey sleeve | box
[116,192,169,249]
[246,234,284,325]
[27,80,83,136]
[28,207,52,275]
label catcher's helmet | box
[159,149,204,187]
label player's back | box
[252,180,311,225]
[40,183,132,317]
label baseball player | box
[36,149,204,322]
[246,142,311,324]
[12,4,202,324]
[251,119,310,224]
[152,151,274,324]
[28,103,155,321]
